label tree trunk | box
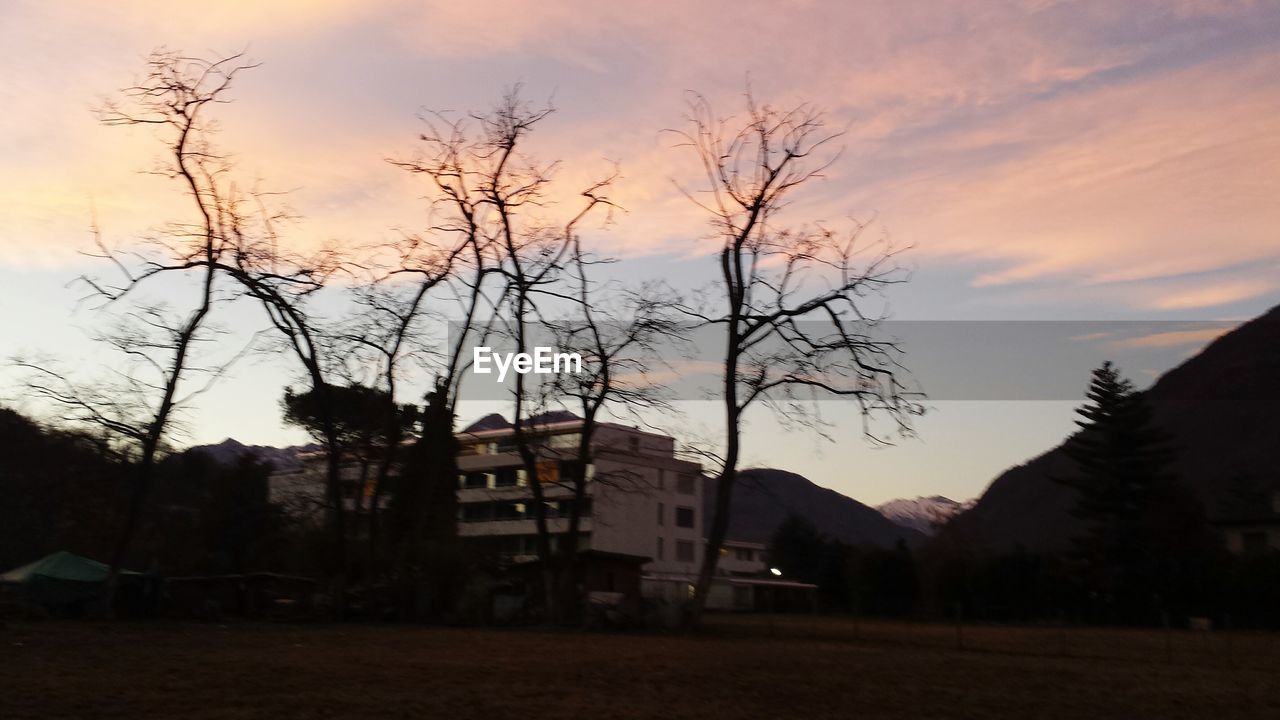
[324,431,347,619]
[101,447,157,619]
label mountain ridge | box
[708,468,926,548]
[186,438,320,473]
[945,303,1280,553]
[877,495,970,536]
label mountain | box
[707,468,925,548]
[461,414,511,433]
[946,303,1280,553]
[877,496,969,536]
[460,411,580,433]
[187,438,319,473]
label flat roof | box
[457,419,676,442]
[640,573,816,590]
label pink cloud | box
[1148,279,1278,311]
[2,0,1278,317]
[1113,327,1234,349]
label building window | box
[657,469,665,490]
[629,436,641,453]
[677,473,696,495]
[493,501,525,521]
[547,432,581,451]
[459,504,492,523]
[494,468,519,487]
[656,537,664,560]
[734,547,754,562]
[657,502,665,526]
[675,540,695,562]
[675,506,695,529]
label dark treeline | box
[0,396,474,611]
[9,358,1280,628]
[0,408,126,573]
[769,363,1280,630]
[1,406,286,579]
[769,514,920,617]
[770,507,1280,629]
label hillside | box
[707,468,925,548]
[946,303,1280,553]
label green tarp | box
[0,550,137,584]
[0,551,142,614]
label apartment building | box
[267,448,394,520]
[267,412,807,612]
[455,414,706,576]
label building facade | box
[267,414,808,613]
[455,417,707,577]
[1216,490,1280,554]
[267,448,394,521]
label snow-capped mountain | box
[187,438,320,473]
[876,495,970,536]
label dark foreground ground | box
[2,616,1278,719]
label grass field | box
[2,616,1278,719]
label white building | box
[457,415,805,613]
[268,413,809,612]
[455,415,707,577]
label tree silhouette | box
[1055,361,1178,620]
[670,91,923,626]
[16,50,257,614]
[282,384,417,498]
[538,243,680,622]
[445,89,615,624]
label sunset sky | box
[2,0,1278,505]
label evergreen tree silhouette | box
[1055,361,1177,621]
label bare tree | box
[491,116,617,624]
[334,239,461,590]
[380,107,510,597]
[538,238,681,622]
[670,92,924,627]
[412,88,616,623]
[212,208,355,608]
[15,50,257,614]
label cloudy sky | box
[2,0,1278,504]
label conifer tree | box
[1056,361,1177,618]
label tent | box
[0,551,149,616]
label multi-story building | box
[268,448,394,521]
[455,414,814,615]
[455,414,706,577]
[268,412,812,614]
